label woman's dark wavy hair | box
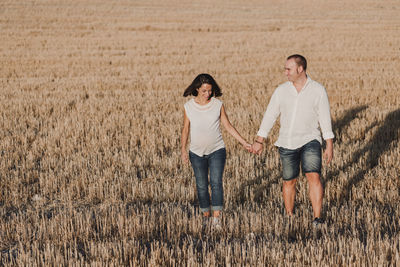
[183,73,222,98]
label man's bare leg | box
[306,172,323,218]
[283,179,297,216]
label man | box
[251,54,334,226]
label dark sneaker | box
[312,217,325,227]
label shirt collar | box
[303,76,312,90]
[290,76,312,93]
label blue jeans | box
[189,148,226,213]
[278,139,322,181]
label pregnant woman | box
[181,73,251,229]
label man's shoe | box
[312,217,325,227]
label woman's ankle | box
[212,210,221,218]
[203,211,211,217]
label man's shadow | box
[232,105,369,207]
[332,108,400,204]
[332,105,369,141]
[321,105,370,192]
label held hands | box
[242,140,263,155]
[243,142,252,152]
[251,141,263,155]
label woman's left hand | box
[243,143,253,153]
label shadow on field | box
[335,108,400,204]
[331,105,368,143]
[233,161,280,207]
[322,104,369,188]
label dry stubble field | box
[1,0,400,266]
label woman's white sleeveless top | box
[184,97,225,156]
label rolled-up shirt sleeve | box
[318,87,334,140]
[257,90,280,138]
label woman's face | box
[196,83,212,101]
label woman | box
[181,73,251,228]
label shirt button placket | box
[288,92,299,148]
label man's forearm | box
[255,136,265,143]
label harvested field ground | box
[1,0,400,265]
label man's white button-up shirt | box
[257,77,334,149]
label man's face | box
[284,59,303,82]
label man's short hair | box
[287,54,307,71]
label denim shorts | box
[278,139,322,181]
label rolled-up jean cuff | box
[212,206,223,211]
[200,207,211,213]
